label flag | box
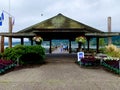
[1,12,4,20]
[0,17,2,26]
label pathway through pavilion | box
[52,47,69,53]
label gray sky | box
[0,0,120,33]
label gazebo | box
[0,13,119,53]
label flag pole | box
[8,0,12,48]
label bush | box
[0,53,2,59]
[3,45,45,65]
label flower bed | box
[0,60,16,74]
[101,59,120,74]
[76,53,120,75]
[80,56,101,67]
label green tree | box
[99,38,105,47]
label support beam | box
[30,38,33,45]
[87,37,90,52]
[96,37,99,53]
[69,39,71,53]
[8,17,12,48]
[49,39,52,53]
[8,37,12,48]
[0,36,4,53]
[21,38,24,45]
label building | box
[0,13,119,53]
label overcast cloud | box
[0,0,120,33]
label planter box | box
[0,60,16,74]
[80,57,100,67]
[102,60,120,74]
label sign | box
[77,52,84,61]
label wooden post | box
[30,37,33,45]
[96,37,99,53]
[0,36,4,53]
[8,17,12,48]
[87,38,90,52]
[69,39,71,53]
[21,38,24,45]
[49,39,52,53]
[108,17,112,45]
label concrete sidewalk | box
[0,55,120,90]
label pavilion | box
[0,13,119,53]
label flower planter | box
[80,57,101,67]
[102,60,120,74]
[0,60,16,75]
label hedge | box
[3,45,45,65]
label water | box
[4,41,120,49]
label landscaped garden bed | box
[80,56,101,67]
[0,59,16,74]
[101,57,120,74]
[3,45,45,65]
[76,54,120,75]
[0,44,46,75]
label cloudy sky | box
[0,0,120,33]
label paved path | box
[52,47,69,53]
[0,54,120,90]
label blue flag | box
[0,17,2,26]
[1,12,4,20]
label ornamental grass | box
[105,44,120,58]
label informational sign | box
[77,52,84,61]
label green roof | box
[17,13,103,33]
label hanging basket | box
[75,36,86,51]
[33,36,43,45]
[75,36,86,44]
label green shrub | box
[3,45,45,65]
[0,53,2,59]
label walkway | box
[52,47,69,53]
[0,54,120,90]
